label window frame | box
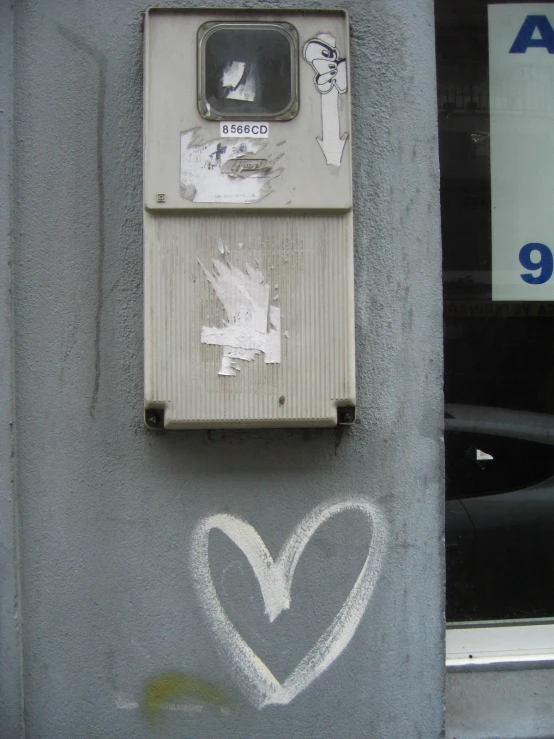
[197,20,299,121]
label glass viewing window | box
[198,22,299,120]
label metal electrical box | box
[144,8,355,429]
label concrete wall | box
[446,667,554,739]
[1,1,444,737]
[0,2,23,736]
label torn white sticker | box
[199,256,280,376]
[180,129,278,204]
[221,61,246,90]
[228,69,256,102]
[222,62,257,102]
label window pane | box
[437,0,554,622]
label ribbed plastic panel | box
[144,212,355,428]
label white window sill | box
[446,621,554,669]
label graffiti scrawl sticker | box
[303,37,347,94]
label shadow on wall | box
[141,424,355,477]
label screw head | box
[337,406,356,425]
[145,408,164,429]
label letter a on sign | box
[509,15,554,53]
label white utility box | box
[144,8,355,429]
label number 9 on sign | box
[519,243,553,285]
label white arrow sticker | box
[303,34,348,168]
[318,87,348,167]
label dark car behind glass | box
[445,404,554,622]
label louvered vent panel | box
[144,212,355,428]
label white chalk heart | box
[190,500,386,709]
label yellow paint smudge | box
[142,672,232,716]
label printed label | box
[220,123,269,138]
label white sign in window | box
[489,4,554,301]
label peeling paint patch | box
[116,695,232,715]
[199,256,281,376]
[115,695,139,710]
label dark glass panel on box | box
[436,0,554,622]
[200,23,297,120]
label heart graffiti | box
[190,499,386,709]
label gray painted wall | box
[2,0,444,737]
